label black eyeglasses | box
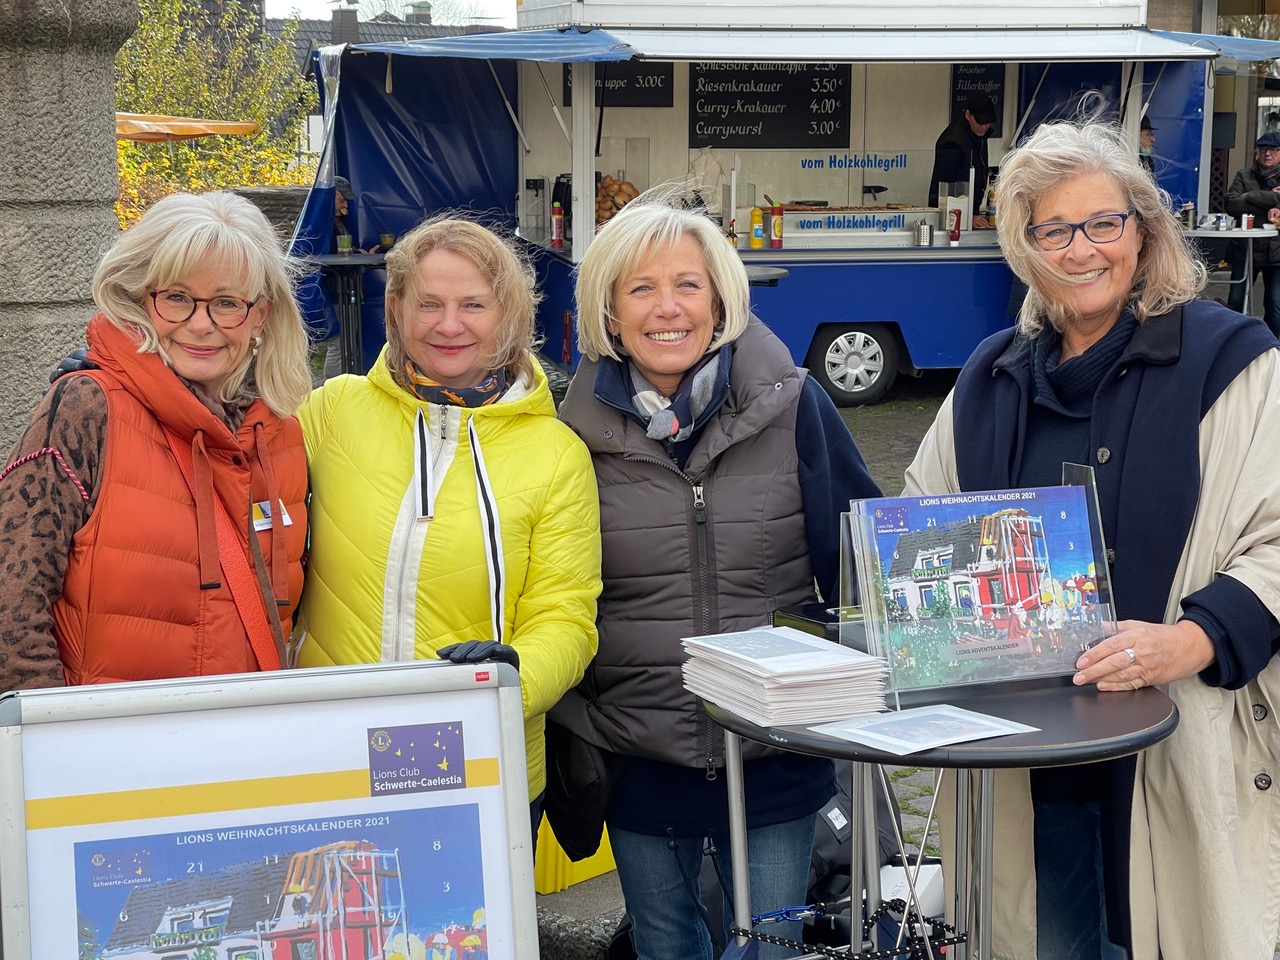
[1026,210,1136,252]
[149,290,257,329]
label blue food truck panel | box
[748,255,1016,369]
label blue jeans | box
[1227,261,1280,338]
[1034,800,1128,960]
[610,815,816,960]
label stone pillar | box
[0,0,137,455]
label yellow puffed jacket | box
[297,349,602,800]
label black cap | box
[1257,131,1280,149]
[333,175,355,200]
[1140,116,1156,132]
[965,93,996,125]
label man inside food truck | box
[928,92,996,228]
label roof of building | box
[886,517,984,581]
[104,857,291,951]
[266,14,501,71]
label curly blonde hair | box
[382,216,541,385]
[994,120,1206,336]
[92,191,313,416]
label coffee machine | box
[552,174,572,239]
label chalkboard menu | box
[950,64,1005,139]
[689,62,852,149]
[563,62,674,108]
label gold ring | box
[1125,647,1137,666]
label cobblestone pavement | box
[538,371,957,959]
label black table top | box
[306,253,387,267]
[703,683,1178,770]
[745,265,789,281]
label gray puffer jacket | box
[553,319,816,769]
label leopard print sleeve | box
[0,376,106,692]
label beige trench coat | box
[902,349,1280,960]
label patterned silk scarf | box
[398,361,510,407]
[629,350,724,443]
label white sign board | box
[0,661,536,960]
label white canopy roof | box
[603,28,1220,63]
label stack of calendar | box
[682,626,887,727]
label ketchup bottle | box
[550,202,565,249]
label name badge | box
[252,500,293,532]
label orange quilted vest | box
[51,316,308,685]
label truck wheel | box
[806,324,900,406]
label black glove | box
[436,639,519,671]
[48,347,97,385]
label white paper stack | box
[682,626,888,727]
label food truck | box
[297,1,1280,403]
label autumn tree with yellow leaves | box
[114,0,318,227]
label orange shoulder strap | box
[164,428,280,671]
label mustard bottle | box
[749,206,764,249]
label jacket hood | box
[86,313,274,449]
[85,314,289,598]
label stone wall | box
[0,0,137,455]
[231,185,312,239]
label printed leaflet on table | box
[810,704,1040,756]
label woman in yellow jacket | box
[296,217,602,833]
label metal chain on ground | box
[730,898,967,959]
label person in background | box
[323,175,359,381]
[905,119,1280,960]
[553,190,881,960]
[928,91,997,228]
[296,216,602,838]
[333,175,355,246]
[0,191,313,692]
[1138,116,1156,175]
[1225,130,1280,337]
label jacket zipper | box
[692,481,718,780]
[392,407,449,661]
[624,452,718,779]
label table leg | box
[861,765,881,947]
[723,730,752,949]
[953,768,972,960]
[337,271,356,375]
[1246,238,1255,317]
[849,762,867,953]
[974,768,995,960]
[348,268,365,374]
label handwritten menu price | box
[689,62,852,149]
[562,61,675,108]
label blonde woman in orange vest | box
[0,191,313,691]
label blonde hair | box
[91,191,313,416]
[575,185,750,361]
[994,120,1206,336]
[382,216,540,385]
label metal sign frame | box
[0,661,536,960]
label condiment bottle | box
[770,203,783,248]
[749,207,764,249]
[550,202,565,249]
